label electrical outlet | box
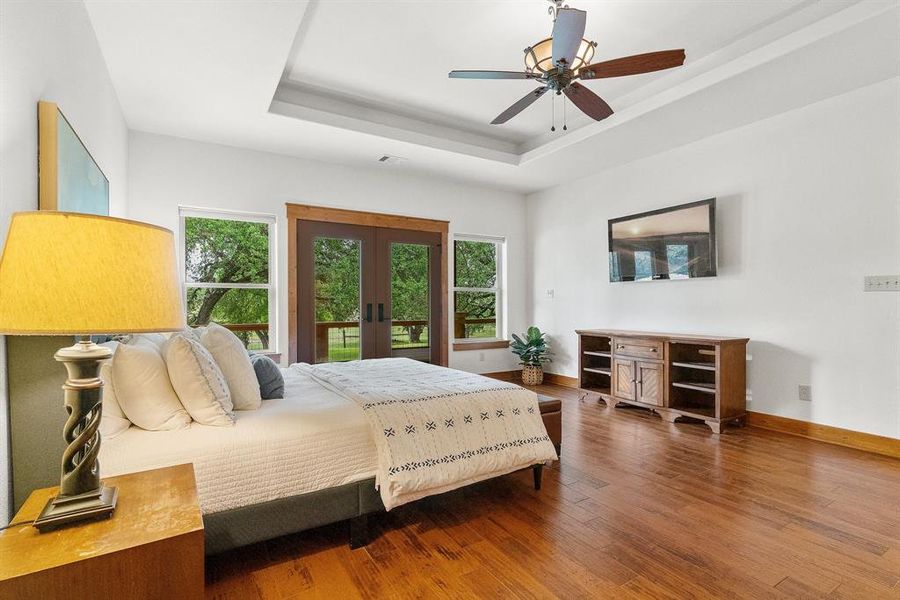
[864,275,900,292]
[798,385,812,402]
[478,352,485,362]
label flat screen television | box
[608,198,716,282]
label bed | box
[99,358,557,554]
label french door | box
[296,220,443,364]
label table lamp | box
[0,212,185,531]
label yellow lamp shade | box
[0,212,186,334]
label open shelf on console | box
[583,367,611,376]
[672,381,716,393]
[672,361,717,372]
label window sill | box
[452,340,510,351]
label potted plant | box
[510,326,552,386]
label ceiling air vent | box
[378,155,407,165]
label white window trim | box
[451,233,506,344]
[178,206,278,353]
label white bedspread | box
[293,358,558,510]
[99,368,377,515]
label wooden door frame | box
[287,203,449,366]
[374,227,443,365]
[295,220,377,364]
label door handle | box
[365,303,373,323]
[378,303,384,323]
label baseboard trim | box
[746,412,900,459]
[484,371,898,459]
[484,370,579,388]
[542,372,579,388]
[482,370,520,382]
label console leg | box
[349,515,368,549]
[705,420,723,434]
[657,409,679,423]
[532,464,543,490]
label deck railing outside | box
[221,314,496,361]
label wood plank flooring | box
[206,384,900,599]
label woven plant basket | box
[522,365,544,386]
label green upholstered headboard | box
[6,336,67,512]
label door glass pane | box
[314,237,361,363]
[453,291,497,339]
[390,243,431,362]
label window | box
[453,235,504,342]
[180,208,276,351]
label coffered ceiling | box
[85,0,899,193]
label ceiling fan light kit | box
[449,1,686,130]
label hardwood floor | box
[206,384,900,599]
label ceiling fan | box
[449,0,686,128]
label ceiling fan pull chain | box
[551,94,556,132]
[563,96,568,131]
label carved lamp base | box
[34,336,117,532]
[33,485,118,532]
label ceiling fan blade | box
[551,8,587,68]
[449,70,538,80]
[491,87,549,125]
[564,82,613,122]
[580,49,686,79]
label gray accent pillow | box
[250,354,284,399]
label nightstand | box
[0,464,204,599]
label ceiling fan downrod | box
[547,0,569,21]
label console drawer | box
[613,338,663,360]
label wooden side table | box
[0,464,204,600]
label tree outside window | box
[453,236,504,341]
[181,210,275,351]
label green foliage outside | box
[183,221,501,357]
[184,217,270,349]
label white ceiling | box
[85,0,899,194]
[284,1,812,143]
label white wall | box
[527,77,900,439]
[0,0,129,522]
[127,131,527,374]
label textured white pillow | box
[98,342,131,438]
[200,323,261,410]
[112,342,191,431]
[163,334,234,426]
[128,333,168,350]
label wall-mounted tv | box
[608,198,716,282]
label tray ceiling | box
[85,0,898,193]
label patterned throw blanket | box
[293,358,558,510]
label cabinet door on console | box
[613,359,636,401]
[637,361,663,406]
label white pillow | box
[128,333,167,350]
[98,342,131,439]
[163,334,234,426]
[112,342,191,431]
[200,323,261,410]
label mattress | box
[99,368,378,515]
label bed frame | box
[204,465,545,555]
[6,338,549,553]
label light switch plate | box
[864,275,900,292]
